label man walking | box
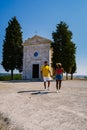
[41,61,52,90]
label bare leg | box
[59,80,62,90]
[44,82,46,89]
[46,81,50,90]
[56,80,58,90]
[48,81,50,88]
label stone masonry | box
[22,35,52,80]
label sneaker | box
[58,90,61,93]
[57,90,58,93]
[47,87,49,91]
[44,88,46,91]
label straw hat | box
[56,63,62,66]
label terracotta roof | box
[22,35,52,46]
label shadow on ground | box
[17,90,56,95]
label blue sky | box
[0,0,87,75]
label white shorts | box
[43,77,52,82]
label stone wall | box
[23,44,51,79]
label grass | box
[0,113,19,130]
[0,74,22,81]
[0,113,10,130]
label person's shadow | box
[17,90,56,95]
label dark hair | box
[58,64,61,68]
[44,61,47,64]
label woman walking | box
[55,63,64,92]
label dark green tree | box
[70,61,77,80]
[62,41,76,79]
[2,16,23,80]
[51,21,76,79]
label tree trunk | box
[71,73,73,80]
[11,70,13,80]
[66,73,68,80]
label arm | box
[48,66,52,77]
[62,67,65,73]
[40,66,43,78]
[41,70,43,78]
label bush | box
[0,74,22,81]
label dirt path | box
[0,80,87,130]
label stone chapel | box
[22,35,52,80]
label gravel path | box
[0,80,87,130]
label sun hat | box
[56,63,62,66]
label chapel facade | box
[22,35,52,80]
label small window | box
[34,52,38,57]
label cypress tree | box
[51,21,76,79]
[2,16,23,80]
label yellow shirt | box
[41,65,50,77]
